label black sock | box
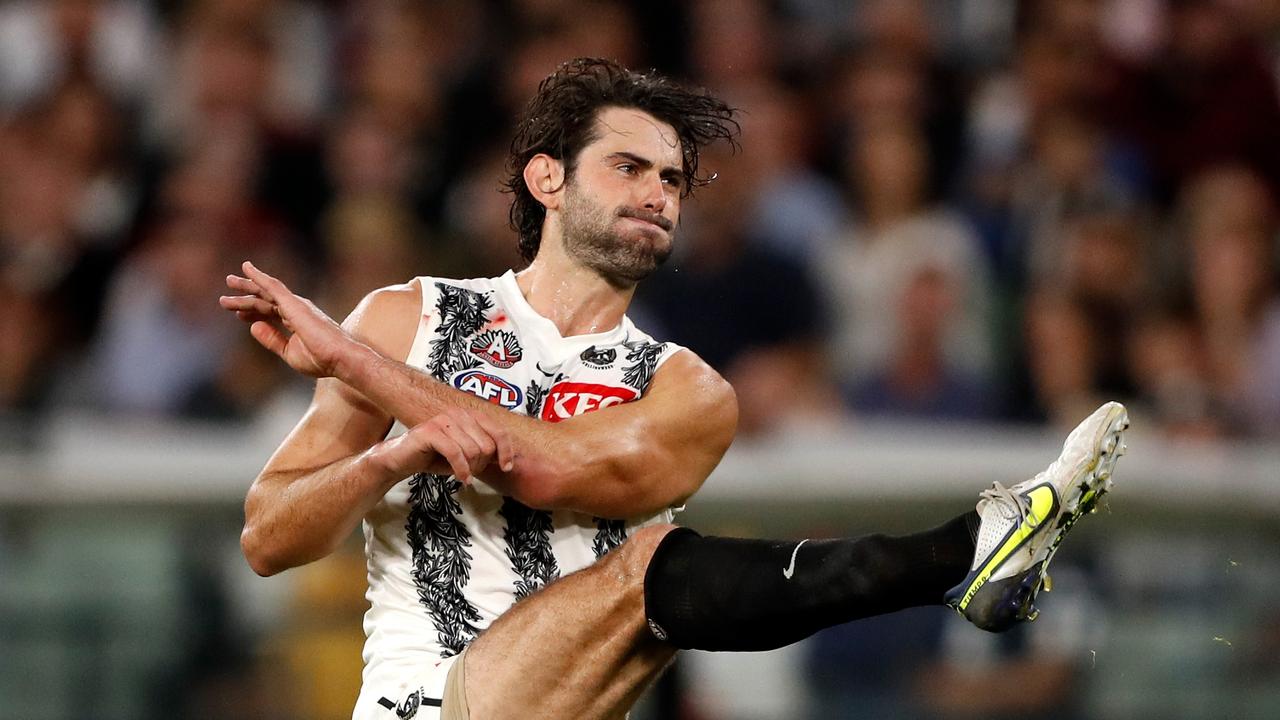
[643,511,978,651]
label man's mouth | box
[617,208,673,232]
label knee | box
[600,523,678,588]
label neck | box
[515,240,635,337]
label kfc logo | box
[540,382,638,422]
[453,369,523,409]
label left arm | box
[513,350,738,517]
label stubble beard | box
[560,181,674,288]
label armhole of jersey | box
[646,344,691,516]
[403,277,437,370]
[645,343,688,396]
[385,279,436,440]
[653,344,687,373]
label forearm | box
[242,447,398,576]
[338,342,488,427]
[332,342,717,517]
[335,344,575,497]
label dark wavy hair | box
[503,58,739,262]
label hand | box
[219,261,352,378]
[370,408,516,483]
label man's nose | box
[639,172,667,213]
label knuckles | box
[410,410,500,463]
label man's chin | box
[592,250,669,287]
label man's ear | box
[524,154,566,211]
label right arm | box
[239,286,512,576]
[241,378,396,576]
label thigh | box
[462,524,679,720]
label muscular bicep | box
[260,379,394,478]
[548,351,738,516]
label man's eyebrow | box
[606,151,682,179]
[606,151,653,168]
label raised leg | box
[461,524,679,720]
[460,510,978,718]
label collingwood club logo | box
[580,345,616,368]
[470,330,522,368]
[377,687,432,718]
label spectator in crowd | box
[813,120,994,416]
[439,147,529,279]
[1021,210,1153,428]
[0,96,123,412]
[838,0,970,194]
[316,196,425,321]
[1126,304,1222,438]
[0,0,158,115]
[1180,166,1280,437]
[78,211,238,415]
[147,1,326,251]
[636,144,839,437]
[1103,0,1280,202]
[850,262,995,420]
[723,79,845,262]
[687,0,779,87]
[1108,165,1280,440]
[1007,111,1144,293]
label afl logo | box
[540,382,638,422]
[453,369,523,409]
[470,330,523,369]
[580,345,617,368]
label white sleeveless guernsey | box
[358,271,684,694]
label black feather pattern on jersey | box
[525,379,550,418]
[427,283,493,381]
[499,497,560,599]
[594,342,667,555]
[524,370,564,418]
[405,282,492,657]
[592,518,629,558]
[621,340,668,391]
[406,472,482,656]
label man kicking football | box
[220,57,1129,720]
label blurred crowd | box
[1,0,1280,442]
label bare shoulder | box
[342,279,424,364]
[653,349,735,400]
[649,349,739,440]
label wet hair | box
[503,57,738,262]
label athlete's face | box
[559,107,684,286]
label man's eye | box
[618,164,636,174]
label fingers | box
[429,431,475,484]
[448,410,497,467]
[224,274,262,296]
[249,320,290,358]
[234,260,345,344]
[241,261,293,304]
[393,409,516,483]
[229,262,298,317]
[403,416,476,483]
[471,411,515,472]
[440,413,487,475]
[219,294,276,316]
